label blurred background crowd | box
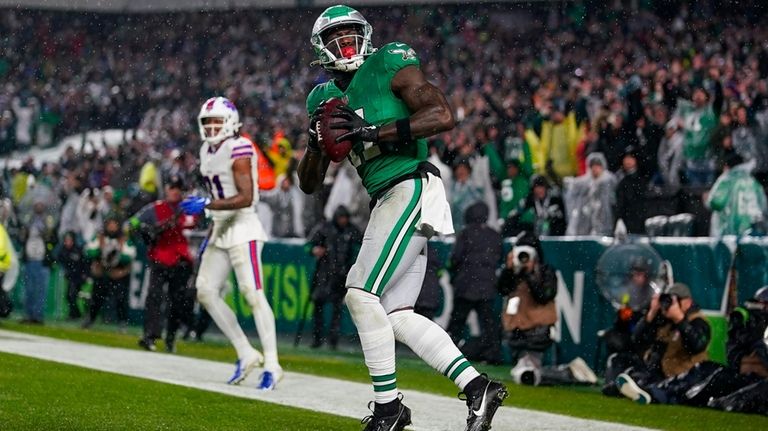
[1,0,767,415]
[2,1,768,244]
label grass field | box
[0,352,360,431]
[1,319,766,431]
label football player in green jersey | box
[297,5,507,431]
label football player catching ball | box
[297,5,507,431]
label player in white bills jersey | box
[180,96,282,390]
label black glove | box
[307,105,324,152]
[330,105,379,143]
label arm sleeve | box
[706,175,729,211]
[128,203,158,238]
[482,143,507,184]
[677,317,711,356]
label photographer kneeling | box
[614,283,711,404]
[499,235,596,386]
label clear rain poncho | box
[564,152,617,236]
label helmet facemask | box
[311,5,375,72]
[200,117,227,145]
[197,97,242,146]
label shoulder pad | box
[307,82,334,113]
[376,42,420,73]
[235,136,254,146]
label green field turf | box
[0,351,360,431]
[2,319,766,431]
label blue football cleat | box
[227,359,248,385]
[256,369,283,391]
[227,353,262,385]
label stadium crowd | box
[0,0,767,417]
[2,2,768,242]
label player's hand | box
[180,196,210,215]
[307,104,325,152]
[330,105,379,143]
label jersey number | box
[204,175,225,199]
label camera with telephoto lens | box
[512,245,537,274]
[659,293,676,312]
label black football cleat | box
[138,337,157,352]
[460,375,508,431]
[361,395,412,431]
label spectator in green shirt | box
[498,159,530,225]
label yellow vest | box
[0,224,13,273]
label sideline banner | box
[16,237,768,366]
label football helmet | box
[198,97,242,146]
[311,5,375,72]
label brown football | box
[317,98,354,163]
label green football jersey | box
[307,42,428,197]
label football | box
[317,98,354,163]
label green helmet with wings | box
[311,5,376,72]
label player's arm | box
[298,103,332,195]
[331,65,454,145]
[206,158,253,210]
[297,147,332,195]
[380,65,455,142]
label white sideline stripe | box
[0,330,655,431]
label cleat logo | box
[472,391,488,416]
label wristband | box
[396,118,412,144]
